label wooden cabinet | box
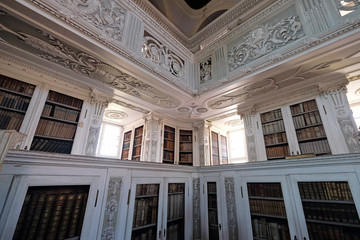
[220,135,228,164]
[207,182,220,240]
[31,90,83,154]
[0,75,35,131]
[211,131,220,165]
[210,130,229,165]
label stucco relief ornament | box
[200,58,212,83]
[101,227,114,240]
[228,16,302,71]
[56,0,126,41]
[142,35,184,77]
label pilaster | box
[320,86,360,153]
[142,113,163,162]
[84,89,110,156]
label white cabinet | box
[257,97,334,161]
[125,177,191,240]
[240,172,360,240]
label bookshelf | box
[220,135,228,164]
[13,185,89,240]
[207,182,219,239]
[132,184,159,240]
[121,130,132,160]
[260,109,290,160]
[0,75,35,131]
[290,99,331,155]
[211,131,220,165]
[179,129,193,166]
[132,126,143,161]
[298,181,360,239]
[163,125,175,164]
[167,183,185,239]
[247,183,290,240]
[31,90,83,154]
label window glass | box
[97,123,121,157]
[228,129,248,163]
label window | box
[228,129,248,163]
[350,104,360,129]
[96,122,122,157]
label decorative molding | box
[143,114,162,162]
[0,21,180,108]
[175,103,208,119]
[101,177,122,240]
[200,57,212,83]
[113,100,150,114]
[104,110,128,120]
[55,0,126,42]
[225,178,239,240]
[228,16,303,72]
[243,115,257,161]
[142,33,185,78]
[207,111,238,122]
[225,119,244,127]
[192,178,201,240]
[85,126,100,156]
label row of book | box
[0,92,31,111]
[292,111,322,129]
[208,209,218,225]
[298,181,353,201]
[164,131,175,140]
[248,183,283,199]
[249,199,286,217]
[0,75,35,96]
[164,125,175,133]
[307,223,360,240]
[42,104,80,122]
[163,151,174,162]
[251,218,289,240]
[208,183,217,193]
[31,138,73,154]
[264,132,287,146]
[167,193,184,220]
[296,125,326,140]
[121,149,129,159]
[123,131,132,141]
[179,135,192,142]
[180,129,192,135]
[262,120,285,135]
[134,126,144,136]
[122,142,130,150]
[179,153,192,163]
[290,100,318,115]
[260,109,283,123]
[166,222,184,240]
[35,119,77,139]
[0,110,23,131]
[136,184,159,197]
[134,136,143,146]
[168,183,185,194]
[299,139,331,154]
[179,142,192,151]
[164,139,175,150]
[13,189,88,240]
[47,91,83,109]
[132,228,156,240]
[266,145,289,159]
[132,146,142,158]
[133,198,158,228]
[208,194,217,209]
[302,202,359,224]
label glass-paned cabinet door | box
[242,176,297,240]
[204,179,223,240]
[291,174,360,240]
[126,179,164,240]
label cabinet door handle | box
[158,230,161,239]
[294,236,298,240]
[218,223,222,231]
[164,229,166,237]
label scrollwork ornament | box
[228,16,303,71]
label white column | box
[142,113,163,162]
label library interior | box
[1,0,360,239]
